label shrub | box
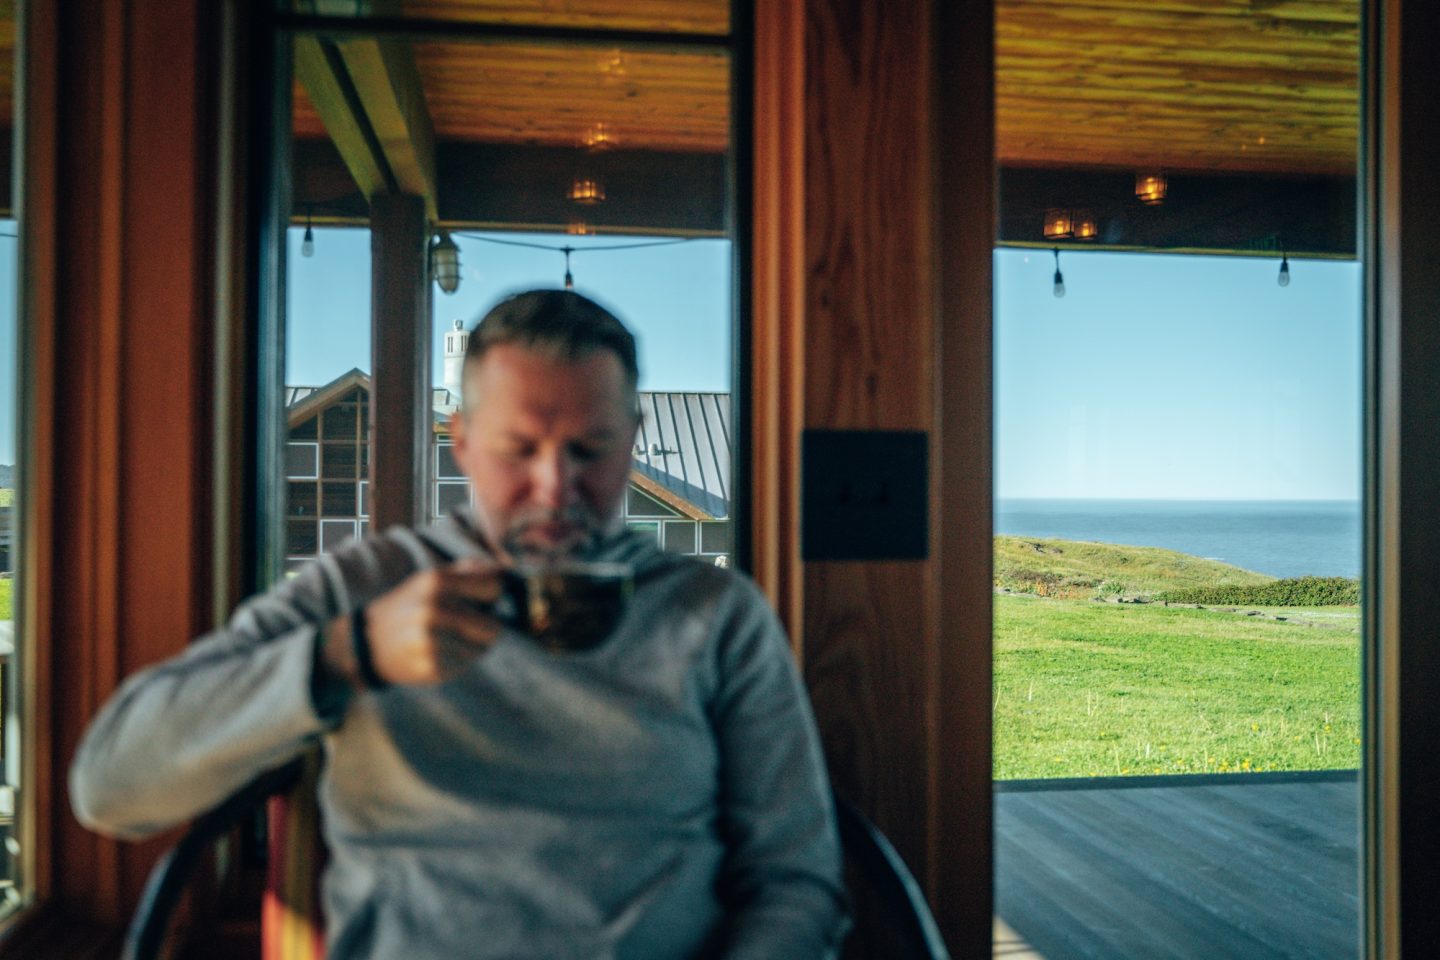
[1156,576,1359,607]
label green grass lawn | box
[0,577,9,621]
[994,593,1361,779]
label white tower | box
[442,319,469,405]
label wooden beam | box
[292,35,391,201]
[335,36,440,219]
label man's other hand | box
[322,560,506,688]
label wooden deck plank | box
[996,779,1359,959]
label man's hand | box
[322,560,507,688]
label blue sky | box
[0,230,1362,502]
[994,248,1361,500]
[285,227,733,393]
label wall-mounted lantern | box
[430,231,461,295]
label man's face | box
[450,343,638,560]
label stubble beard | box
[500,501,617,566]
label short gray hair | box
[463,290,639,404]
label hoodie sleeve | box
[710,579,851,959]
[68,532,426,840]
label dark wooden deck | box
[995,772,1359,960]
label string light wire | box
[456,232,697,289]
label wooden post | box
[368,194,431,533]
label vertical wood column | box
[25,0,219,932]
[751,0,807,648]
[368,194,431,533]
[799,0,938,948]
[751,0,993,955]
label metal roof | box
[285,374,733,519]
[633,392,732,519]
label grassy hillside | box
[995,535,1273,599]
[0,488,12,507]
[995,594,1360,779]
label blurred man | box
[71,290,847,959]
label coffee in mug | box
[502,561,634,652]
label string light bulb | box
[1278,251,1291,287]
[301,207,315,258]
[562,246,575,290]
[1052,248,1066,299]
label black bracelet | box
[351,608,390,692]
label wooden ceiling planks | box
[291,0,1359,174]
[996,0,1360,174]
[293,41,729,153]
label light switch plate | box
[801,429,928,561]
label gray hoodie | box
[70,509,848,959]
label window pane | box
[285,442,318,478]
[662,520,696,555]
[321,482,358,517]
[699,520,730,554]
[321,519,358,553]
[287,519,318,556]
[321,405,358,442]
[322,441,359,479]
[436,443,464,479]
[399,35,735,546]
[626,486,678,518]
[287,481,318,517]
[282,220,371,572]
[435,481,470,517]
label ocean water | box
[994,499,1362,579]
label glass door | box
[991,2,1363,955]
